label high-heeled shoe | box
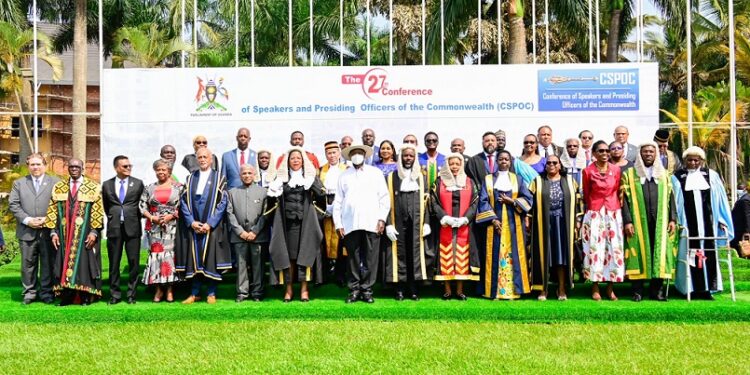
[166,289,174,303]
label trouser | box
[343,230,380,293]
[632,278,665,298]
[191,275,218,296]
[20,233,55,300]
[235,241,264,298]
[107,226,141,300]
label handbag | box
[739,234,750,258]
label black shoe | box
[57,298,73,307]
[655,290,668,302]
[632,293,643,302]
[127,297,136,304]
[235,296,247,303]
[42,297,55,305]
[346,292,360,304]
[410,294,420,301]
[441,293,452,300]
[456,293,468,301]
[252,297,262,302]
[81,296,91,306]
[22,298,34,305]
[361,293,375,304]
[108,297,121,305]
[394,291,404,301]
[283,298,291,303]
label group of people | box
[5,124,745,306]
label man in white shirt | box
[614,125,638,163]
[333,145,390,303]
[537,125,563,157]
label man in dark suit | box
[221,127,257,190]
[9,153,60,304]
[537,125,564,157]
[226,164,270,302]
[614,125,638,163]
[103,155,144,304]
[361,128,380,165]
[465,131,498,188]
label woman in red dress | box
[430,153,478,300]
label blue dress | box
[374,162,398,177]
[525,157,547,174]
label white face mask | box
[351,154,365,166]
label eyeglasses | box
[566,145,579,148]
[523,141,536,145]
[596,149,610,153]
[580,136,593,140]
[68,166,82,169]
[610,146,623,151]
[404,140,417,144]
[121,164,132,169]
[195,141,207,145]
[546,161,559,166]
[425,139,438,144]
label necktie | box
[487,154,493,173]
[544,147,549,158]
[240,150,245,165]
[119,180,126,203]
[71,180,79,198]
[34,178,40,193]
[661,154,668,168]
[585,149,591,166]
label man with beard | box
[621,143,678,302]
[466,131,537,189]
[384,144,432,300]
[673,146,734,300]
[334,144,390,303]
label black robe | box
[385,172,433,283]
[528,175,582,292]
[268,178,325,284]
[674,167,718,292]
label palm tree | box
[660,97,746,183]
[0,21,63,161]
[112,23,192,67]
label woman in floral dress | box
[140,159,182,302]
[581,140,624,301]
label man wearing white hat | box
[333,144,390,303]
[673,146,734,299]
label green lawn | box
[2,229,750,373]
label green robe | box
[620,168,679,280]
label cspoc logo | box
[341,68,433,100]
[195,76,230,112]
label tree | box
[0,21,63,161]
[112,23,192,68]
[660,96,747,183]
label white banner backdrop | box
[101,63,658,182]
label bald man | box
[221,127,257,189]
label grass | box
[2,228,750,373]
